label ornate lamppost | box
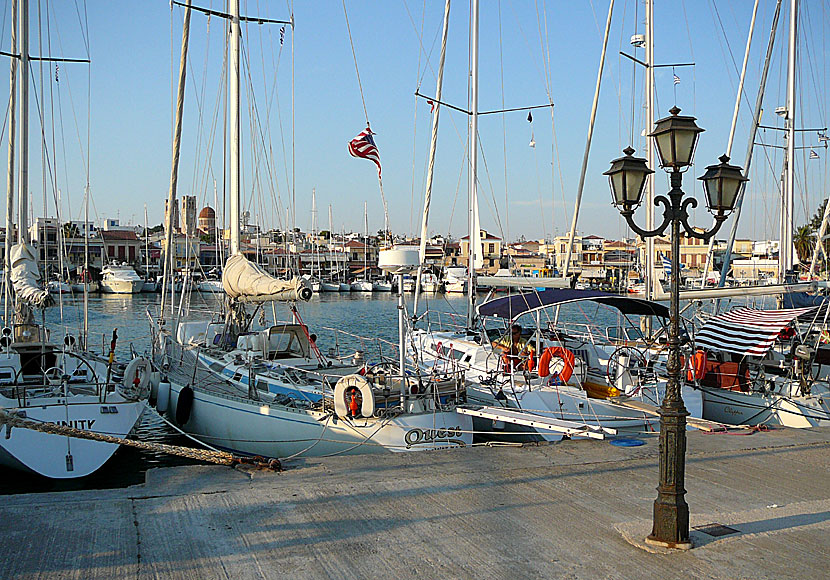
[604,106,747,549]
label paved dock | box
[1,427,828,579]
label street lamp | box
[604,107,747,549]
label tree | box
[810,199,828,232]
[62,222,80,239]
[793,224,814,264]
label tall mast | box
[363,201,368,281]
[161,0,191,319]
[644,0,654,300]
[781,0,797,277]
[328,204,333,280]
[718,0,783,290]
[229,0,241,255]
[466,0,480,329]
[4,0,17,325]
[17,0,29,244]
[414,0,451,316]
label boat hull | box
[0,398,145,478]
[700,386,830,427]
[164,381,472,457]
[100,279,144,294]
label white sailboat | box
[0,0,148,478]
[150,1,472,459]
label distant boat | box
[338,282,351,292]
[319,280,340,292]
[100,264,143,294]
[372,280,393,292]
[70,281,100,293]
[197,279,224,293]
[350,279,373,292]
[47,280,71,294]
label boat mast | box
[700,0,760,286]
[780,0,797,279]
[161,0,191,320]
[363,201,368,282]
[414,0,451,317]
[644,0,654,300]
[18,0,29,246]
[561,0,614,278]
[229,0,241,256]
[328,204,333,280]
[466,0,480,329]
[4,0,17,326]
[717,0,783,290]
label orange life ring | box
[687,349,707,382]
[538,346,575,383]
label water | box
[0,290,634,494]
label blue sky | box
[1,1,828,243]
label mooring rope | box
[0,408,281,471]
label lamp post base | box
[645,536,693,550]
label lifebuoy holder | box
[334,374,375,419]
[538,346,575,383]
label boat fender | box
[687,349,707,382]
[175,386,194,425]
[156,380,171,414]
[538,346,575,383]
[334,375,375,419]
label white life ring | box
[122,357,151,399]
[334,374,375,419]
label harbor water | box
[0,290,633,494]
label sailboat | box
[149,1,472,458]
[0,0,148,478]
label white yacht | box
[100,264,144,294]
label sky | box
[0,0,828,244]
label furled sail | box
[10,242,52,307]
[222,253,312,303]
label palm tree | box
[793,225,814,265]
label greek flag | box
[673,73,681,85]
[662,253,673,275]
[810,149,820,160]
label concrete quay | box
[1,427,828,579]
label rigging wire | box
[341,0,369,126]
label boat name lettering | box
[405,426,463,448]
[722,406,742,417]
[54,420,96,430]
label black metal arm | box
[621,171,727,241]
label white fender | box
[156,380,171,414]
[334,374,375,419]
[123,357,151,396]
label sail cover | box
[10,242,52,307]
[694,307,816,356]
[222,253,312,303]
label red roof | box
[100,230,139,241]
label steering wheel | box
[606,346,648,385]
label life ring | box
[175,385,194,425]
[334,374,375,419]
[687,349,707,382]
[538,346,575,383]
[123,357,151,393]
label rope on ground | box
[0,408,281,471]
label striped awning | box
[694,307,816,356]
